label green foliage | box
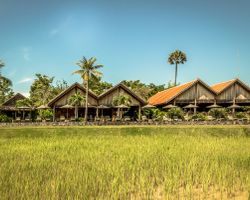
[235,112,247,119]
[0,114,11,122]
[240,106,250,114]
[30,74,55,106]
[38,109,53,120]
[73,56,103,122]
[0,79,14,104]
[89,76,112,95]
[73,56,103,85]
[16,98,34,108]
[167,107,184,119]
[122,80,166,99]
[151,108,166,120]
[0,60,14,104]
[168,50,187,85]
[52,80,68,95]
[190,113,207,121]
[112,95,131,106]
[208,108,227,119]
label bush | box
[151,108,166,120]
[208,108,227,119]
[38,109,53,120]
[235,112,247,119]
[0,114,11,122]
[167,108,184,119]
[191,113,207,121]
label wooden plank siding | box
[216,81,250,104]
[98,87,143,106]
[176,82,215,103]
[48,83,98,108]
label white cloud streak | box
[18,77,33,84]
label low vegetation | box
[0,126,249,199]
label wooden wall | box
[176,82,215,101]
[216,82,250,101]
[98,87,142,106]
[52,87,98,107]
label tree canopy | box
[168,50,187,85]
[0,60,14,104]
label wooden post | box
[194,99,197,114]
[138,105,142,121]
[53,106,56,122]
[96,108,99,118]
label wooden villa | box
[211,79,250,106]
[0,93,29,120]
[98,83,146,120]
[47,82,146,121]
[148,78,250,111]
[148,79,217,112]
[48,83,98,121]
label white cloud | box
[18,77,33,84]
[21,47,32,61]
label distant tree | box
[168,50,187,85]
[69,92,85,119]
[88,76,112,95]
[53,80,68,94]
[30,74,55,106]
[122,80,150,100]
[73,57,103,123]
[0,60,12,86]
[147,83,165,97]
[0,79,14,104]
[0,60,14,104]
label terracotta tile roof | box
[211,79,236,93]
[148,80,197,106]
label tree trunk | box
[174,63,178,86]
[84,79,89,124]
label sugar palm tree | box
[73,57,103,123]
[0,60,12,85]
[69,92,85,119]
[168,50,187,86]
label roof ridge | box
[211,79,236,87]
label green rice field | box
[0,126,249,199]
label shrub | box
[38,109,53,120]
[167,108,184,119]
[208,108,227,119]
[151,108,166,120]
[191,113,207,121]
[0,114,11,122]
[235,112,247,119]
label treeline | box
[0,60,175,106]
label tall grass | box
[0,126,249,199]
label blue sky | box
[0,0,250,96]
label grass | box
[0,126,249,199]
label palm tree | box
[112,95,131,106]
[112,95,131,118]
[0,60,12,86]
[73,57,103,123]
[69,92,85,119]
[168,50,187,86]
